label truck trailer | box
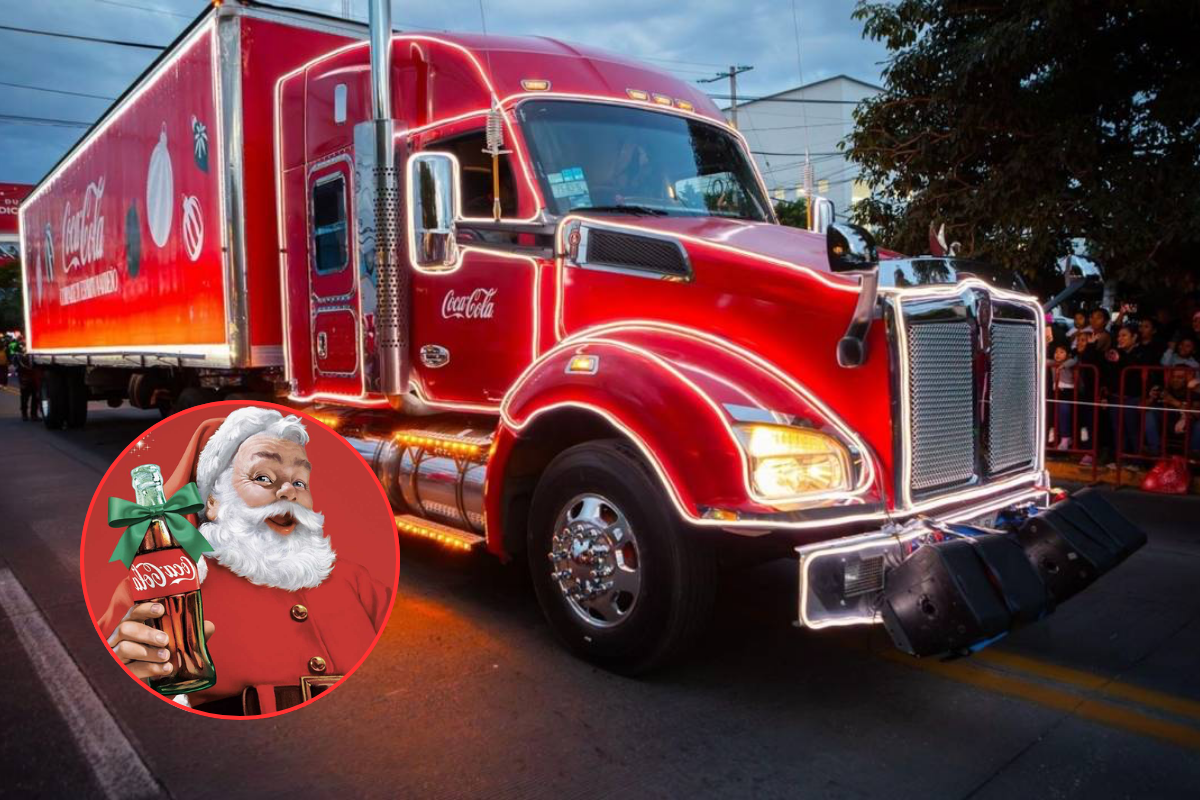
[20,0,1145,671]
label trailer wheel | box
[41,369,68,430]
[527,440,717,674]
[66,368,88,429]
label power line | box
[93,0,195,19]
[0,80,115,101]
[709,94,865,105]
[634,55,729,69]
[751,150,845,157]
[0,113,94,129]
[0,24,166,50]
[740,121,851,132]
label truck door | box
[409,129,539,407]
[306,156,362,396]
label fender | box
[484,324,887,555]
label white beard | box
[196,470,335,591]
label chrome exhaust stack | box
[355,0,409,399]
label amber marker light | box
[652,93,673,106]
[626,89,650,101]
[395,517,475,551]
[521,79,551,91]
[393,431,485,459]
[565,354,600,374]
[674,99,694,111]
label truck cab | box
[269,28,1151,674]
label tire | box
[65,368,88,429]
[41,369,68,430]
[527,439,717,675]
[172,386,220,413]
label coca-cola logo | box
[442,287,496,320]
[61,177,106,272]
[130,553,197,595]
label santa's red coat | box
[97,558,391,710]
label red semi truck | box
[20,0,1143,671]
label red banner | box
[18,26,226,351]
[0,182,30,268]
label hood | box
[591,215,844,279]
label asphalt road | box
[2,385,1199,799]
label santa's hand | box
[108,603,216,682]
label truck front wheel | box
[527,440,717,674]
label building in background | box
[723,75,881,222]
[0,183,33,268]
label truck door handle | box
[317,331,328,359]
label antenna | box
[477,0,508,221]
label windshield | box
[518,100,772,222]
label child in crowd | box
[1048,343,1078,449]
[1162,336,1199,369]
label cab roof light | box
[521,79,551,91]
[652,93,673,106]
[626,88,650,101]
[674,99,694,112]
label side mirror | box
[826,222,878,273]
[407,152,459,269]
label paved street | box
[2,386,1199,799]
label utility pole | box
[698,65,753,129]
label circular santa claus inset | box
[79,401,400,719]
[181,194,203,262]
[146,124,174,248]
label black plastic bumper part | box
[881,490,1145,657]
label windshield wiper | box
[573,204,668,217]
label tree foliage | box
[0,265,22,331]
[773,197,809,229]
[846,0,1200,290]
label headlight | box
[735,423,852,499]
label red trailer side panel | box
[20,24,226,354]
[237,16,356,357]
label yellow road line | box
[975,648,1200,724]
[880,650,1200,752]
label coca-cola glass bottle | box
[128,464,216,695]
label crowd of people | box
[1047,306,1200,468]
[0,331,40,422]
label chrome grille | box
[987,323,1038,474]
[907,321,976,492]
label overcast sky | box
[0,0,888,185]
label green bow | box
[107,482,214,568]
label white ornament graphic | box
[146,124,174,248]
[181,194,204,262]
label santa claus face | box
[199,432,334,592]
[209,434,313,535]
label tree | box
[0,264,23,331]
[773,197,809,230]
[845,0,1200,292]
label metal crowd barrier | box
[1115,365,1200,486]
[1046,363,1102,482]
[1044,363,1199,489]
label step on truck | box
[19,0,1145,672]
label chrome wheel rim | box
[548,493,642,629]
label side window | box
[425,130,518,218]
[312,175,348,274]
